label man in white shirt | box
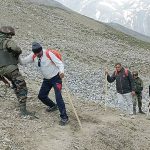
[19,42,68,125]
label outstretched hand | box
[105,68,109,76]
[131,91,135,96]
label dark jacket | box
[134,77,143,94]
[107,68,135,94]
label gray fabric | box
[0,50,18,67]
[0,32,21,71]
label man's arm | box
[107,72,116,83]
[19,53,34,65]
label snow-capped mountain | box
[55,0,150,37]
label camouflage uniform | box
[0,28,28,115]
[134,77,144,113]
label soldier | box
[0,26,30,116]
[132,71,145,114]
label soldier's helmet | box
[0,26,15,36]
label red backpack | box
[46,49,62,61]
[32,49,62,61]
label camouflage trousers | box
[135,92,142,108]
[3,69,28,103]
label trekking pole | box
[147,103,150,119]
[104,66,108,111]
[63,78,82,129]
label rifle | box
[0,76,10,87]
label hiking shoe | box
[19,111,38,119]
[59,118,69,126]
[46,105,58,112]
[119,113,126,117]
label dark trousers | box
[38,74,68,119]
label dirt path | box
[0,80,150,150]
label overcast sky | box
[55,0,149,10]
[55,0,150,36]
[56,0,136,6]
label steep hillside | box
[0,0,150,150]
[28,0,70,11]
[108,22,150,43]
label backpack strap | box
[124,68,128,77]
[32,49,61,63]
[32,49,51,61]
[32,54,37,61]
[46,49,51,60]
[115,68,128,76]
[46,49,62,61]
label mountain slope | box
[28,0,70,10]
[108,22,150,43]
[0,0,150,149]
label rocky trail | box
[0,79,150,150]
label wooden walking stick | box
[147,103,150,119]
[104,66,108,111]
[63,79,82,129]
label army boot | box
[19,102,29,116]
[19,102,37,118]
